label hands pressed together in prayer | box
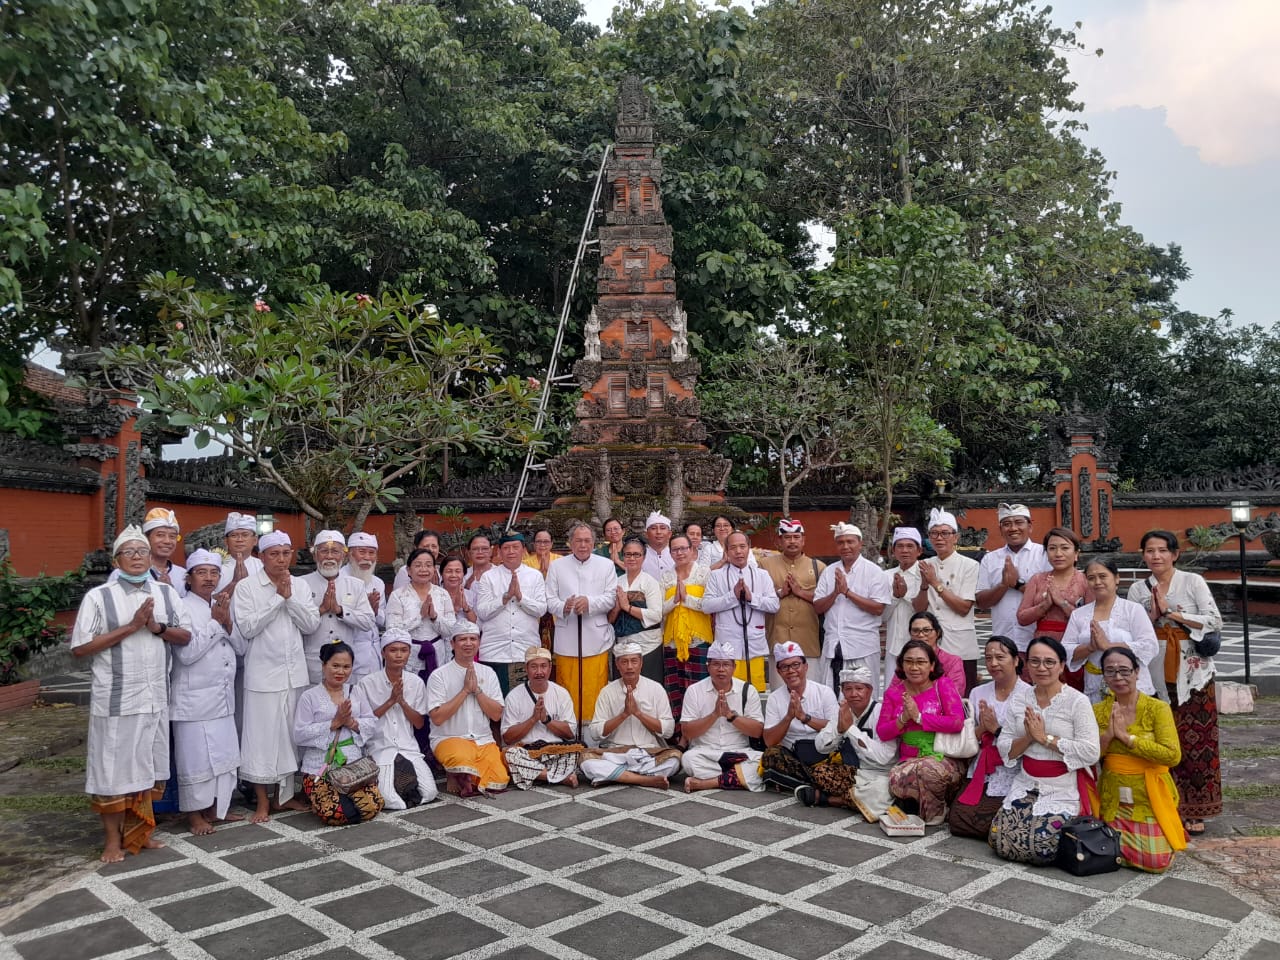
[210,593,232,630]
[900,691,922,725]
[1024,705,1048,746]
[1002,556,1019,589]
[977,699,1000,736]
[892,571,908,598]
[319,579,341,616]
[420,592,437,621]
[733,577,753,603]
[1087,620,1112,654]
[919,561,941,591]
[131,597,159,635]
[331,697,359,732]
[271,573,292,599]
[1109,699,1136,745]
[504,571,522,604]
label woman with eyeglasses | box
[610,536,664,683]
[876,639,967,825]
[1126,529,1223,837]
[888,611,966,698]
[661,534,714,731]
[1092,646,1185,872]
[595,517,627,575]
[947,635,1031,838]
[989,636,1100,865]
[1061,557,1159,704]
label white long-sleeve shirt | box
[614,570,664,656]
[815,699,898,772]
[172,592,247,721]
[233,569,320,693]
[385,584,456,669]
[292,683,376,776]
[356,669,429,763]
[476,564,547,662]
[977,543,1050,647]
[546,553,618,658]
[813,555,892,659]
[300,571,377,683]
[702,563,780,659]
[1061,598,1160,701]
[997,683,1100,816]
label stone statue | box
[584,308,601,362]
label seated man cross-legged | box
[501,646,583,789]
[426,627,510,797]
[581,642,682,788]
[759,641,848,804]
[680,639,766,792]
[811,665,899,814]
[356,627,438,810]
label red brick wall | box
[2,488,98,576]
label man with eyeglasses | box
[759,642,842,802]
[703,531,780,693]
[813,522,891,695]
[882,527,925,691]
[976,503,1050,651]
[913,507,980,694]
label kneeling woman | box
[293,642,383,825]
[990,637,1100,865]
[876,640,968,825]
[1094,647,1186,872]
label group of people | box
[76,503,1221,878]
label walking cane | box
[576,605,585,739]
[740,589,751,693]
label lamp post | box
[255,512,276,537]
[1229,499,1252,685]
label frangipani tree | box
[104,273,539,529]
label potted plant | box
[0,563,85,712]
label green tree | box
[101,274,539,529]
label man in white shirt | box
[882,527,925,690]
[300,530,376,684]
[703,531,780,693]
[109,508,187,596]
[913,507,980,694]
[342,530,387,674]
[760,641,841,800]
[581,643,681,787]
[73,526,193,862]
[680,639,766,792]
[642,510,674,582]
[546,521,618,722]
[216,512,263,595]
[812,665,899,816]
[233,530,320,822]
[975,502,1050,651]
[813,522,892,696]
[501,646,581,789]
[357,627,437,809]
[426,627,509,797]
[477,533,548,695]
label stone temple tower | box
[545,76,730,529]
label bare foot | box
[271,798,308,813]
[251,803,271,824]
[100,844,125,863]
[564,773,578,788]
[684,776,716,793]
[188,811,215,836]
[215,812,245,823]
[142,837,167,850]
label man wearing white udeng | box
[680,639,766,793]
[813,522,892,694]
[342,530,388,680]
[233,530,320,822]
[357,626,437,809]
[300,530,376,684]
[546,521,619,723]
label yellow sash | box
[663,582,711,660]
[1103,752,1187,850]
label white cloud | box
[1069,0,1280,166]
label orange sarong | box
[90,782,166,855]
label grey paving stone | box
[668,945,749,960]
[321,885,432,930]
[1140,875,1254,922]
[774,802,852,826]
[452,818,543,849]
[305,949,368,960]
[480,882,600,927]
[401,801,490,829]
[265,860,376,901]
[130,951,178,960]
[643,879,764,926]
[715,789,783,808]
[913,907,1046,960]
[219,839,324,874]
[732,906,859,960]
[980,877,1098,923]
[589,787,668,810]
[649,835,746,870]
[554,910,684,960]
[506,836,605,869]
[927,832,1010,864]
[1240,941,1280,960]
[14,916,150,960]
[184,822,276,852]
[523,801,603,828]
[360,837,459,873]
[1053,864,1137,893]
[807,879,929,924]
[420,858,529,898]
[722,854,833,894]
[1,888,108,935]
[856,943,950,960]
[112,863,224,901]
[274,810,329,832]
[656,799,737,826]
[318,819,411,851]
[581,819,654,848]
[787,834,886,868]
[713,815,797,846]
[486,948,559,960]
[150,886,273,933]
[374,913,503,960]
[484,788,558,811]
[1088,904,1227,958]
[195,914,325,960]
[98,844,186,875]
[875,854,985,894]
[1048,941,1151,960]
[569,859,679,897]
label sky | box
[578,0,1279,330]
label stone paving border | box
[2,783,1278,960]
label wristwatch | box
[1014,578,1026,590]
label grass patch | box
[21,755,86,772]
[0,794,87,814]
[1219,715,1280,726]
[1245,826,1280,837]
[1222,745,1280,760]
[1222,783,1280,801]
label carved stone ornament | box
[1078,467,1094,538]
[958,526,989,549]
[575,397,605,420]
[670,358,700,390]
[63,442,117,462]
[664,395,700,418]
[1098,488,1112,539]
[124,441,146,527]
[573,359,602,390]
[626,397,648,418]
[628,358,646,390]
[1060,490,1073,530]
[569,422,601,444]
[682,453,732,493]
[584,308,601,362]
[102,474,118,549]
[616,422,653,445]
[654,340,671,360]
[611,458,665,495]
[547,455,597,494]
[600,342,622,361]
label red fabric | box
[1022,756,1097,816]
[957,732,1002,805]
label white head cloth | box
[380,627,413,651]
[312,529,345,548]
[645,511,672,529]
[224,512,257,534]
[830,522,862,540]
[142,508,179,534]
[707,639,740,662]
[524,645,553,663]
[996,502,1031,521]
[185,548,222,571]
[927,508,958,533]
[614,641,644,658]
[773,640,806,663]
[839,665,874,686]
[259,530,292,551]
[777,518,804,535]
[892,527,922,546]
[347,531,378,549]
[113,525,148,554]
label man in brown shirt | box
[761,519,826,677]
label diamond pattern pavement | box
[2,782,1278,960]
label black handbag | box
[1193,631,1222,658]
[739,683,767,752]
[1055,816,1122,876]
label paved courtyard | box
[2,778,1278,960]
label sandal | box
[795,785,817,807]
[1184,819,1205,835]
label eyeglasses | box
[1103,668,1135,678]
[900,658,932,667]
[117,548,151,559]
[622,552,644,559]
[1026,658,1061,668]
[778,660,806,672]
[670,545,690,553]
[929,530,957,538]
[908,627,936,636]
